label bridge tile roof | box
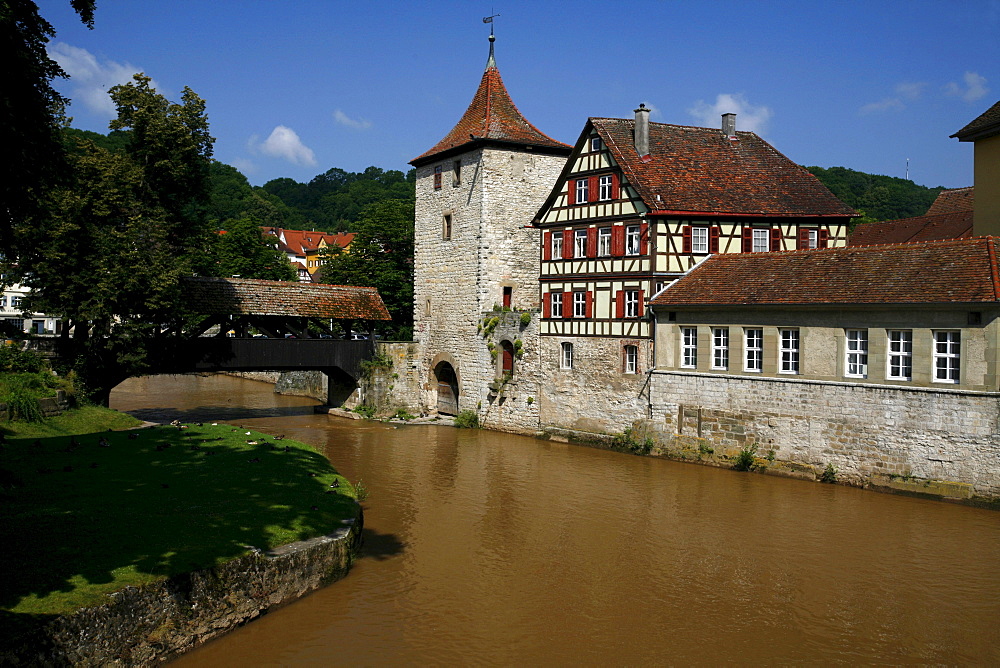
[183,277,391,320]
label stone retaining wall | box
[1,506,363,666]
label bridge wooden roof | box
[182,277,391,320]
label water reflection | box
[111,374,1000,665]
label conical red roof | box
[411,40,569,166]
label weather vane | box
[483,12,500,36]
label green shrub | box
[611,428,654,455]
[698,441,714,456]
[820,463,838,483]
[355,479,370,502]
[732,443,758,471]
[519,312,531,326]
[393,409,415,421]
[353,404,376,419]
[0,344,45,373]
[454,410,479,429]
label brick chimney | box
[634,104,650,157]
[722,113,737,138]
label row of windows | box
[679,327,960,384]
[681,226,830,254]
[543,289,645,319]
[544,224,647,260]
[559,342,640,374]
[568,174,620,205]
[1,295,22,309]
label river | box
[111,373,1000,665]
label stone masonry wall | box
[647,370,1000,499]
[479,310,542,434]
[1,507,362,666]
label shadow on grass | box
[122,404,320,424]
[0,424,378,633]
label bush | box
[353,404,376,419]
[0,344,45,373]
[519,312,531,326]
[820,463,838,484]
[611,428,654,455]
[454,410,479,429]
[393,409,415,421]
[1,375,46,423]
[732,443,758,471]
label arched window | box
[500,340,515,377]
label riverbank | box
[0,416,363,665]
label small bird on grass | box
[329,481,339,488]
[98,437,110,447]
[248,457,261,463]
[128,433,139,440]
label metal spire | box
[483,13,499,69]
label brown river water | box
[111,373,1000,665]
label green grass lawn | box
[0,418,358,621]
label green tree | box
[806,166,944,225]
[318,199,414,339]
[212,216,295,282]
[23,75,214,404]
[1,0,95,276]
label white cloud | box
[860,81,926,115]
[48,42,148,117]
[640,102,662,119]
[945,71,989,102]
[688,93,772,134]
[251,126,317,166]
[228,157,257,175]
[333,109,372,130]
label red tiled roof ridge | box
[772,233,992,253]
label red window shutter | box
[615,290,624,318]
[638,290,644,317]
[567,181,576,206]
[543,292,551,319]
[819,229,829,248]
[587,227,597,258]
[562,229,574,259]
[682,225,692,253]
[770,228,782,252]
[611,173,620,199]
[543,232,552,261]
[639,222,649,255]
[742,227,752,253]
[612,225,625,257]
[588,176,598,201]
[710,226,720,253]
[797,228,809,250]
[585,291,593,318]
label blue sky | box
[38,0,1000,189]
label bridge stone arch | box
[429,352,461,415]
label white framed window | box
[887,330,912,381]
[561,342,574,369]
[575,179,589,204]
[933,330,960,383]
[598,175,613,201]
[551,232,563,259]
[624,290,639,318]
[0,296,6,308]
[573,291,587,318]
[550,292,563,318]
[590,137,601,152]
[807,229,818,249]
[744,328,763,372]
[691,227,709,254]
[779,329,799,374]
[752,228,769,253]
[624,344,638,374]
[625,225,641,255]
[574,229,588,258]
[598,227,611,256]
[712,327,729,370]
[681,327,697,368]
[845,329,868,378]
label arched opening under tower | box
[433,361,459,415]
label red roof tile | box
[182,277,391,320]
[849,210,973,246]
[650,236,1000,307]
[261,227,354,255]
[591,118,857,218]
[925,187,974,215]
[410,40,569,166]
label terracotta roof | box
[182,277,391,320]
[650,236,1000,307]
[951,99,1000,141]
[925,187,974,215]
[849,210,973,246]
[590,118,857,218]
[261,227,354,256]
[410,39,570,166]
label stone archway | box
[433,361,460,415]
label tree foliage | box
[23,75,215,404]
[1,0,95,276]
[806,166,944,225]
[318,199,414,339]
[212,216,295,282]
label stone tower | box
[409,34,571,419]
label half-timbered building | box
[529,105,857,433]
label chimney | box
[634,104,650,157]
[722,113,737,138]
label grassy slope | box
[0,417,357,619]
